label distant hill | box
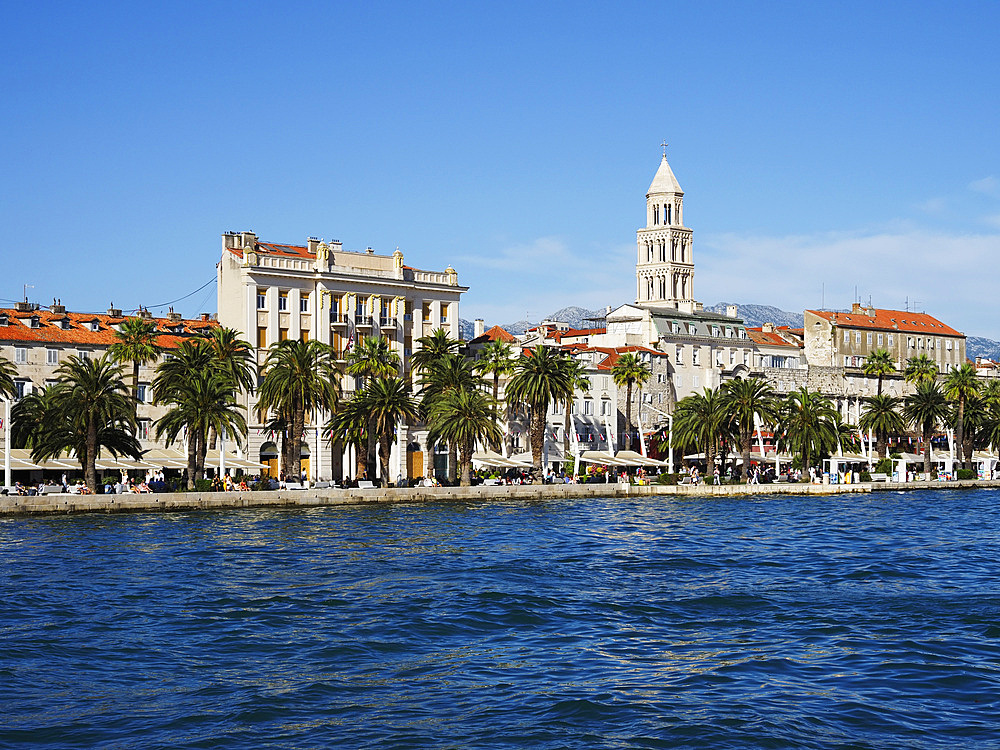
[966,336,1000,362]
[703,302,804,329]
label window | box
[584,399,593,415]
[843,330,850,344]
[672,322,680,334]
[15,347,26,364]
[300,295,310,313]
[78,350,90,360]
[601,399,610,416]
[675,346,683,365]
[657,372,665,384]
[441,303,449,324]
[854,331,861,344]
[877,333,884,346]
[888,334,894,347]
[946,340,953,351]
[692,348,700,366]
[45,348,58,365]
[866,332,873,345]
[844,356,850,367]
[301,330,310,343]
[278,292,288,311]
[90,321,100,332]
[279,328,289,341]
[552,401,562,416]
[712,326,720,337]
[692,374,700,388]
[257,291,266,309]
[15,380,29,398]
[136,384,147,403]
[257,327,267,349]
[730,350,736,365]
[138,420,151,441]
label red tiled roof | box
[807,309,962,337]
[0,308,218,349]
[745,328,801,348]
[470,325,516,345]
[563,344,666,371]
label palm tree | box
[426,387,501,486]
[154,361,247,488]
[943,362,979,471]
[611,352,652,451]
[411,328,461,373]
[419,352,484,483]
[859,394,905,459]
[722,377,778,481]
[506,346,571,473]
[345,335,400,478]
[561,358,591,461]
[777,387,840,482]
[0,354,15,400]
[108,316,161,417]
[20,354,140,493]
[474,340,516,447]
[904,354,938,386]
[326,393,370,481]
[863,348,895,396]
[903,381,948,476]
[257,339,340,481]
[673,387,729,475]
[200,326,256,450]
[359,376,419,486]
[10,386,58,448]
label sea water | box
[1,490,999,748]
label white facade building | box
[217,231,466,483]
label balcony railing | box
[330,312,348,324]
[355,315,373,327]
[380,316,396,327]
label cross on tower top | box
[660,140,668,157]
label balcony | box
[330,312,348,325]
[355,315,373,327]
[380,316,396,327]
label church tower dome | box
[635,146,695,311]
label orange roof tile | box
[745,328,802,348]
[470,325,516,345]
[807,309,962,337]
[0,309,218,349]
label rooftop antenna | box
[23,283,33,303]
[821,283,825,310]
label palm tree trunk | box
[530,405,545,473]
[563,401,571,462]
[187,432,198,490]
[742,431,751,484]
[956,399,966,471]
[877,434,887,460]
[447,442,458,484]
[801,449,810,483]
[460,438,471,486]
[85,418,98,493]
[291,407,304,481]
[196,428,208,483]
[379,435,392,487]
[923,427,932,476]
[623,383,633,451]
[132,360,141,420]
[354,439,366,479]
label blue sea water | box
[1,490,999,749]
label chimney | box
[14,301,32,312]
[167,306,182,323]
[851,302,864,314]
[201,313,211,322]
[138,307,153,320]
[239,231,257,249]
[307,237,320,254]
[474,319,485,338]
[726,304,738,318]
[51,298,66,314]
[762,322,775,333]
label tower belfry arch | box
[635,146,695,313]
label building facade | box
[216,231,467,483]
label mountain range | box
[459,303,999,361]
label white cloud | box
[697,229,1000,338]
[969,176,999,197]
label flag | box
[345,316,355,352]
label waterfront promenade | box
[2,478,996,516]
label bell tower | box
[636,144,695,311]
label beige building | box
[216,231,466,483]
[0,302,218,472]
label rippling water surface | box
[2,490,1000,748]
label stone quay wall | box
[1,479,995,517]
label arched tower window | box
[666,204,672,225]
[653,205,659,225]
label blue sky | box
[3,1,1000,337]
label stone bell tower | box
[636,145,695,311]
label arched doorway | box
[299,442,310,481]
[260,442,279,478]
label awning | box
[578,450,628,467]
[471,450,521,468]
[613,450,665,467]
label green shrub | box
[657,472,677,485]
[194,478,213,492]
[859,470,872,482]
[874,458,894,475]
[957,468,978,480]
